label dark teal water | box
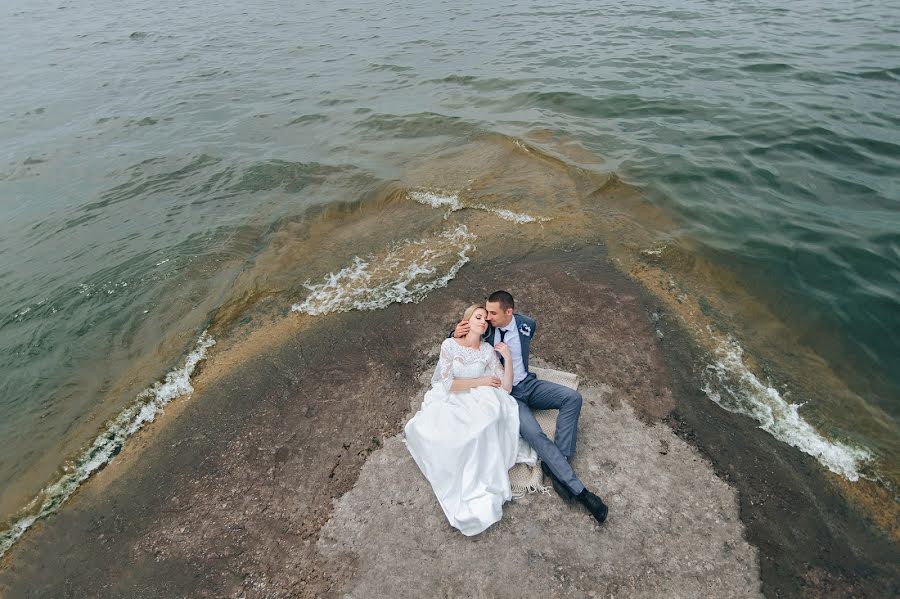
[1,0,898,544]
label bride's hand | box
[494,342,512,361]
[478,376,502,388]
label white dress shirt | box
[494,318,527,386]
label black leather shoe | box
[576,488,609,524]
[540,461,575,502]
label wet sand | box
[1,246,897,598]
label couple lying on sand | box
[404,290,608,536]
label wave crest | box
[408,189,548,223]
[292,225,476,316]
[701,334,872,481]
[0,331,215,558]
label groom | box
[453,290,608,525]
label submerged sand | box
[1,247,897,598]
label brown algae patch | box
[832,475,900,543]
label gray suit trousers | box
[511,373,585,495]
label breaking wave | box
[701,334,872,481]
[408,190,462,211]
[408,190,548,223]
[0,332,215,558]
[292,225,476,316]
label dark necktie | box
[497,329,507,365]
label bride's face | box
[469,308,489,334]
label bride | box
[404,304,533,536]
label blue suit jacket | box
[451,313,537,374]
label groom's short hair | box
[487,290,514,312]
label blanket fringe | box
[511,481,552,499]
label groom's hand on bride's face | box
[454,320,470,338]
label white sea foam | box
[408,189,549,223]
[0,331,215,558]
[700,334,872,481]
[408,190,462,211]
[292,225,476,316]
[640,245,666,257]
[471,204,550,224]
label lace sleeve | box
[487,344,504,378]
[431,340,455,392]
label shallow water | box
[1,0,898,550]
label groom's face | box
[485,301,513,328]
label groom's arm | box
[448,321,492,340]
[450,320,470,339]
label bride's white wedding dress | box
[404,338,535,536]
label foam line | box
[701,334,872,481]
[292,225,476,316]
[408,189,548,223]
[408,190,462,211]
[0,331,215,558]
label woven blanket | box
[508,367,580,498]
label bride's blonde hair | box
[463,303,485,321]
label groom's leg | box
[521,379,582,459]
[516,400,585,495]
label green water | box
[1,0,898,535]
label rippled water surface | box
[1,0,898,544]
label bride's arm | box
[451,376,500,392]
[500,359,513,393]
[491,343,514,392]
